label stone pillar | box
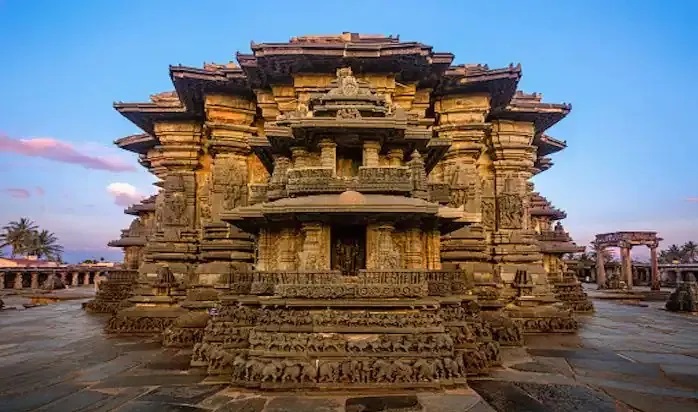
[620,243,632,289]
[60,272,67,284]
[72,271,79,286]
[405,228,424,269]
[387,148,403,166]
[14,272,23,289]
[82,272,90,285]
[595,245,606,289]
[319,139,337,175]
[649,244,660,290]
[362,141,380,167]
[278,228,298,271]
[426,229,442,270]
[291,146,308,169]
[31,272,39,289]
[299,223,329,270]
[0,272,4,289]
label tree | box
[25,229,64,261]
[659,244,684,264]
[0,218,38,257]
[681,241,698,263]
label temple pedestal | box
[551,271,594,313]
[83,270,138,314]
[106,267,187,335]
[163,223,254,348]
[193,270,501,389]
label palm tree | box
[0,218,38,257]
[25,230,64,261]
[681,241,698,263]
[659,244,684,264]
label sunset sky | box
[0,0,696,262]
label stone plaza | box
[1,289,697,411]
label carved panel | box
[212,155,248,220]
[497,193,523,230]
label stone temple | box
[91,33,583,389]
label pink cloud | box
[3,188,31,198]
[686,197,698,203]
[0,134,135,172]
[106,182,145,207]
[35,186,44,196]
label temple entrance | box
[331,224,366,276]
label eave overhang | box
[114,133,158,155]
[434,64,522,110]
[489,91,571,134]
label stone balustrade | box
[281,166,414,198]
[0,267,120,290]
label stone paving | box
[0,295,697,411]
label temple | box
[91,33,584,389]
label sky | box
[0,0,696,263]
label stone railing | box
[356,166,411,193]
[0,266,122,290]
[282,166,413,198]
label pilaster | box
[435,94,492,263]
[490,120,549,297]
[144,121,203,279]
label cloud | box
[0,134,135,172]
[3,188,31,199]
[686,197,698,203]
[35,186,44,196]
[106,182,145,207]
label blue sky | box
[0,0,696,262]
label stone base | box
[83,273,136,314]
[503,300,578,334]
[162,310,211,348]
[106,305,187,335]
[553,282,594,313]
[480,311,524,346]
[83,299,121,314]
[665,282,698,312]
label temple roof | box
[536,222,584,254]
[113,33,555,136]
[530,192,567,220]
[489,91,571,135]
[239,33,453,89]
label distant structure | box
[594,231,661,290]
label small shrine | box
[530,190,593,313]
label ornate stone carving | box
[497,193,523,229]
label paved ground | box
[0,293,697,411]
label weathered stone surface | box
[265,396,343,412]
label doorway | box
[331,224,366,276]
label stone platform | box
[2,298,698,411]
